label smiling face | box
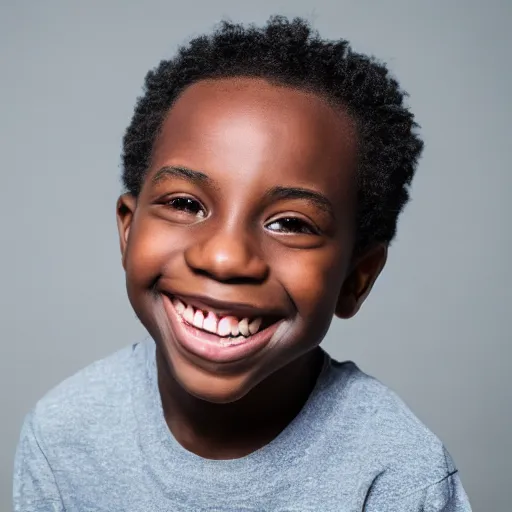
[117,77,386,403]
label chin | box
[169,354,257,404]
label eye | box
[265,217,318,235]
[166,196,206,218]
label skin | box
[117,77,387,459]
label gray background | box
[1,0,510,509]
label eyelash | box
[166,196,206,218]
[265,217,318,235]
[165,196,319,235]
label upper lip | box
[162,291,288,321]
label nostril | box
[184,237,269,284]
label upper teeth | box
[172,299,263,338]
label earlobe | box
[335,244,388,319]
[116,194,137,270]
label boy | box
[13,16,472,511]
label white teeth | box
[183,305,195,324]
[173,299,185,315]
[192,310,204,329]
[239,318,250,337]
[174,298,265,339]
[203,311,218,333]
[217,317,233,337]
[249,317,262,335]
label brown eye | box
[265,217,317,235]
[167,196,206,218]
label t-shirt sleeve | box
[13,411,65,512]
[365,471,473,512]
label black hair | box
[122,16,423,250]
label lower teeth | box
[219,336,247,346]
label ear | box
[335,243,388,319]
[116,194,137,270]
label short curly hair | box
[122,16,423,250]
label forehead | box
[149,78,358,205]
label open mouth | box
[170,296,278,346]
[161,292,288,363]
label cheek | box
[274,248,346,319]
[125,216,182,285]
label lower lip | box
[162,295,282,364]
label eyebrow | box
[152,165,212,186]
[265,186,335,218]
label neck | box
[156,348,324,460]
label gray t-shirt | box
[13,339,472,511]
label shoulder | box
[323,357,458,496]
[28,340,152,452]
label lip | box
[162,293,284,364]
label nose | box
[184,227,269,283]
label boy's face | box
[117,78,386,403]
